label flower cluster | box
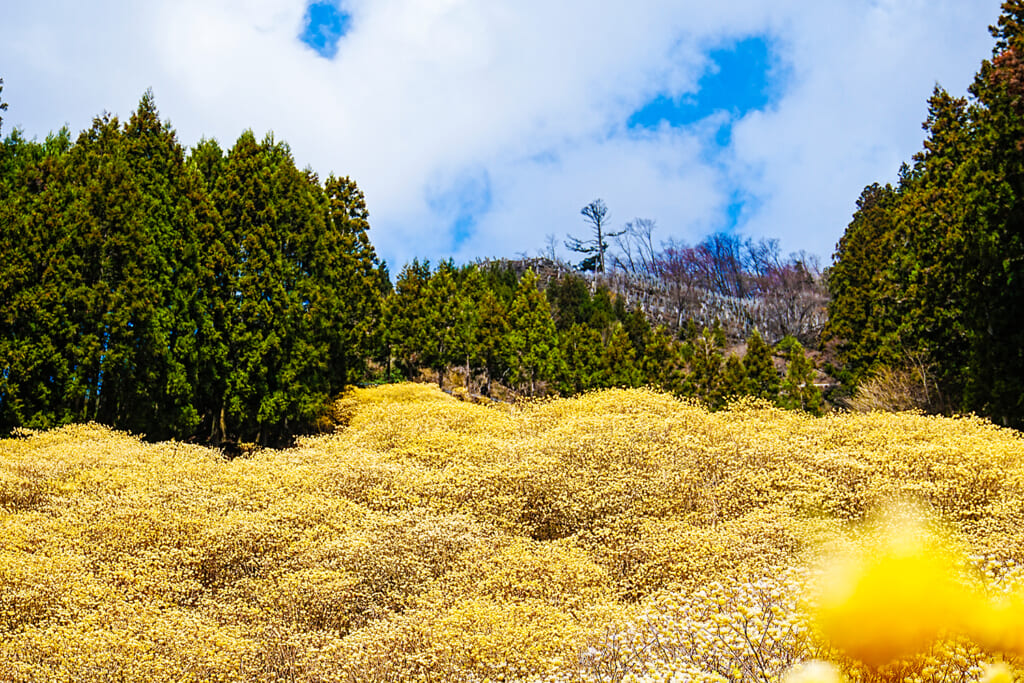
[2,385,1024,681]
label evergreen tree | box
[827,2,1024,425]
[316,174,383,390]
[589,286,615,333]
[778,337,823,414]
[687,326,725,408]
[600,322,642,388]
[0,133,73,431]
[212,130,337,443]
[743,330,780,401]
[421,261,463,388]
[386,259,432,379]
[720,355,749,404]
[1,92,385,443]
[558,323,604,394]
[621,305,651,361]
[507,270,561,395]
[455,265,486,387]
[481,261,520,304]
[823,183,902,381]
[476,289,511,396]
[641,325,687,393]
[546,273,593,330]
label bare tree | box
[695,232,748,298]
[751,252,828,344]
[611,218,660,280]
[656,238,705,328]
[565,199,624,273]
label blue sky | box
[300,1,351,59]
[0,0,1002,269]
[627,37,780,134]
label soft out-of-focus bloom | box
[812,514,982,668]
[979,661,1015,683]
[782,660,845,683]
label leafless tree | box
[611,218,660,280]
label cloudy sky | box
[0,0,1002,270]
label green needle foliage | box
[826,0,1024,426]
[0,92,383,445]
[507,270,562,395]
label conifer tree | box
[826,2,1024,426]
[642,325,686,393]
[589,286,615,333]
[778,337,823,414]
[455,265,486,387]
[421,261,463,388]
[386,259,432,379]
[600,322,642,388]
[0,133,72,431]
[720,355,749,404]
[688,326,725,408]
[558,323,604,394]
[507,269,561,395]
[213,130,333,443]
[317,174,383,388]
[743,330,780,401]
[476,288,511,396]
[547,273,593,330]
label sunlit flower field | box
[2,383,1024,682]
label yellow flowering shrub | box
[3,384,1024,681]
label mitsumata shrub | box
[2,384,1024,681]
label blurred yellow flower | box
[813,518,978,667]
[782,660,845,683]
[979,661,1015,683]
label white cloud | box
[0,0,1003,269]
[727,0,1001,259]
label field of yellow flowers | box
[3,383,1024,682]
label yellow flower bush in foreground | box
[3,384,1024,681]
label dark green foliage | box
[589,286,615,333]
[744,330,780,401]
[641,326,687,393]
[620,305,651,360]
[599,323,642,388]
[386,259,432,380]
[720,355,748,403]
[546,273,593,331]
[475,287,511,396]
[827,2,1024,426]
[0,87,835,435]
[422,261,469,388]
[777,337,823,414]
[480,261,520,304]
[0,93,382,444]
[558,323,604,394]
[685,326,725,408]
[506,270,562,395]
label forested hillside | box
[6,1,1024,441]
[0,89,827,445]
[0,92,385,444]
[826,1,1024,428]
